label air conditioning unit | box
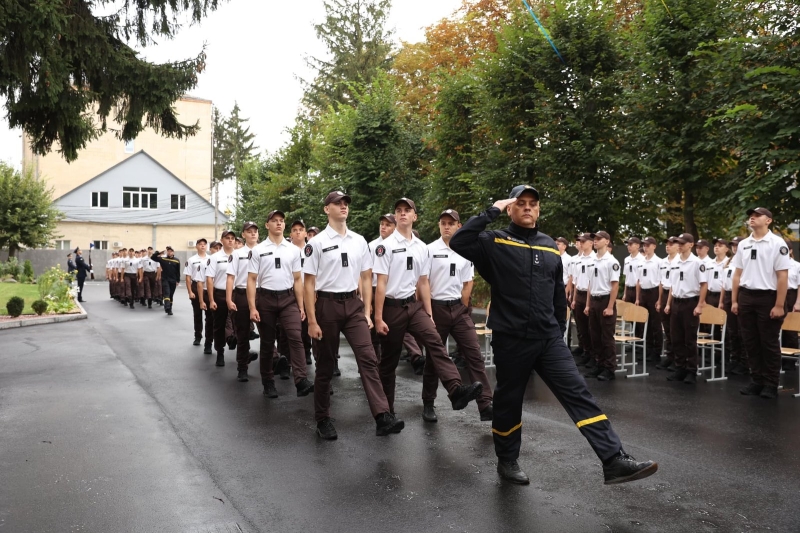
[187,240,196,247]
[113,241,123,248]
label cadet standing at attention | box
[656,238,680,371]
[719,237,746,374]
[584,231,620,381]
[732,207,791,399]
[623,237,643,303]
[635,236,663,363]
[451,185,656,486]
[572,233,596,368]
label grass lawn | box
[0,282,42,316]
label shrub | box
[6,296,24,317]
[23,260,34,280]
[3,258,22,280]
[31,300,48,315]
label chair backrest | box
[782,311,800,333]
[486,301,491,321]
[623,304,648,324]
[565,307,571,323]
[616,300,630,315]
[699,305,726,326]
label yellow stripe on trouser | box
[575,414,608,428]
[492,422,522,437]
[493,238,560,255]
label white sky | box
[0,0,462,179]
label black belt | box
[234,287,246,295]
[317,290,357,300]
[256,288,293,296]
[213,288,226,294]
[576,289,588,294]
[740,287,776,294]
[640,287,658,292]
[590,294,610,301]
[385,295,416,307]
[432,299,460,307]
[672,296,699,302]
[707,290,720,295]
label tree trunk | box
[665,190,683,237]
[8,245,18,258]
[684,189,698,238]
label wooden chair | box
[697,305,727,381]
[615,300,630,335]
[563,307,571,345]
[779,312,800,397]
[614,304,649,377]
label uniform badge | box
[248,250,253,260]
[699,264,706,272]
[780,246,789,256]
[207,258,211,266]
[229,255,233,262]
[612,264,620,272]
[304,244,313,257]
[375,245,386,257]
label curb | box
[0,301,87,330]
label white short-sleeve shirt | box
[142,258,158,273]
[636,254,662,290]
[372,229,430,300]
[670,254,708,299]
[731,232,793,290]
[247,238,300,291]
[660,255,679,289]
[123,257,141,275]
[205,250,231,291]
[706,257,727,292]
[722,259,735,292]
[789,259,800,290]
[427,237,473,301]
[185,253,205,282]
[227,245,255,290]
[302,225,372,293]
[623,254,643,287]
[591,252,621,296]
[573,252,596,291]
[561,253,573,285]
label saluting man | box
[226,222,261,382]
[572,233,597,367]
[732,207,792,399]
[373,197,483,418]
[584,231,620,381]
[151,246,181,316]
[303,190,404,440]
[247,210,312,399]
[664,234,707,384]
[635,236,663,363]
[451,185,656,486]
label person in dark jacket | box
[152,246,181,315]
[74,248,91,302]
[450,184,657,486]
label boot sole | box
[604,462,658,485]
[297,384,315,397]
[498,470,530,485]
[237,377,249,382]
[376,420,405,436]
[451,383,483,411]
[423,415,438,423]
[316,429,338,440]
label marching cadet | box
[423,209,494,423]
[290,220,313,365]
[634,236,663,363]
[655,238,680,370]
[451,185,656,486]
[197,242,220,355]
[584,231,620,381]
[107,253,117,299]
[151,246,181,316]
[303,190,405,440]
[368,213,397,360]
[122,248,143,309]
[732,207,792,399]
[141,249,159,308]
[226,222,261,382]
[663,233,707,385]
[572,233,596,367]
[185,239,209,348]
[247,210,313,399]
[719,237,747,374]
[623,237,643,303]
[147,247,163,305]
[373,197,483,418]
[204,232,236,367]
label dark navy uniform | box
[152,250,181,314]
[451,206,622,464]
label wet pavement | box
[1,282,799,533]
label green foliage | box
[37,266,76,314]
[0,257,22,279]
[23,260,34,280]
[31,299,48,316]
[0,0,218,162]
[0,163,63,257]
[6,296,24,317]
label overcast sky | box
[0,0,463,179]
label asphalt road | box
[1,282,799,533]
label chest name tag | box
[274,258,281,269]
[629,265,633,272]
[407,257,413,270]
[341,253,349,267]
[751,249,757,260]
[394,248,406,253]
[433,254,448,259]
[261,252,273,257]
[450,263,456,276]
[322,245,338,253]
[666,271,670,279]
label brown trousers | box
[378,299,462,411]
[738,288,784,387]
[123,273,139,299]
[426,302,493,410]
[624,286,637,303]
[313,295,390,422]
[573,290,592,355]
[254,290,307,385]
[782,288,798,349]
[721,292,744,364]
[669,297,699,371]
[588,295,616,370]
[232,289,255,371]
[704,291,722,341]
[659,289,673,357]
[639,287,663,357]
[142,271,157,299]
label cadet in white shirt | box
[374,197,483,416]
[703,238,730,342]
[247,210,312,399]
[572,233,596,367]
[185,238,209,347]
[141,249,159,308]
[122,248,143,309]
[695,239,716,271]
[634,236,663,362]
[203,232,237,368]
[655,238,680,370]
[719,237,746,374]
[146,246,163,305]
[422,209,494,423]
[226,222,261,382]
[107,253,118,300]
[664,233,707,384]
[584,231,620,381]
[623,237,643,303]
[289,220,313,366]
[302,190,403,440]
[732,207,792,398]
[784,242,800,359]
[556,237,572,299]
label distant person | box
[67,253,76,282]
[74,247,91,302]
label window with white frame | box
[122,187,157,209]
[124,140,134,153]
[55,240,71,250]
[93,240,108,250]
[170,194,187,210]
[91,191,109,208]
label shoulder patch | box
[612,263,620,272]
[780,246,789,256]
[375,245,386,257]
[699,264,706,272]
[304,244,313,257]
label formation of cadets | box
[564,206,796,399]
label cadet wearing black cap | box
[585,231,620,381]
[204,231,237,367]
[451,184,657,486]
[185,238,210,346]
[732,207,792,399]
[572,233,596,367]
[290,219,313,365]
[623,237,643,303]
[635,236,663,363]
